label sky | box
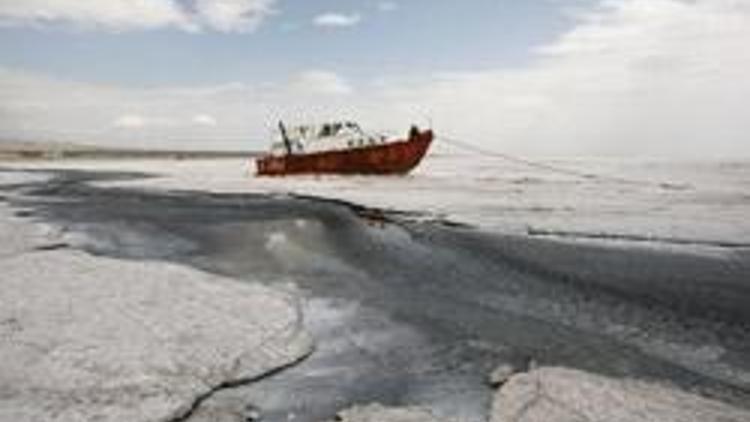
[0,0,749,157]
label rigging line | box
[373,128,597,179]
[375,128,627,182]
[438,134,599,180]
[436,134,691,191]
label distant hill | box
[0,139,260,160]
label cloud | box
[313,12,361,28]
[377,2,398,12]
[0,67,357,149]
[192,114,217,126]
[0,0,190,31]
[2,0,750,157]
[0,0,277,32]
[289,70,353,96]
[370,0,750,157]
[188,0,277,32]
[113,114,147,129]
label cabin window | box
[320,124,331,137]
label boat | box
[255,121,433,176]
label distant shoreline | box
[0,146,262,161]
[0,139,262,161]
[0,150,260,161]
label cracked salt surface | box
[0,188,312,422]
[490,367,750,422]
[2,158,750,421]
[0,251,312,422]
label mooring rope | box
[435,133,691,191]
[437,135,600,180]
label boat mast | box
[278,121,293,155]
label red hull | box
[256,129,433,176]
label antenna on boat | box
[278,120,292,155]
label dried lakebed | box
[2,168,750,421]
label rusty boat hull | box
[256,129,433,176]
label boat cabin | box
[270,121,386,156]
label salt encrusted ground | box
[0,186,313,422]
[330,365,750,422]
[332,404,444,422]
[8,156,749,249]
[2,161,750,422]
[490,367,750,422]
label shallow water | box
[2,165,750,421]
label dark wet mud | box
[3,168,750,421]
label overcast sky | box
[0,0,748,157]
